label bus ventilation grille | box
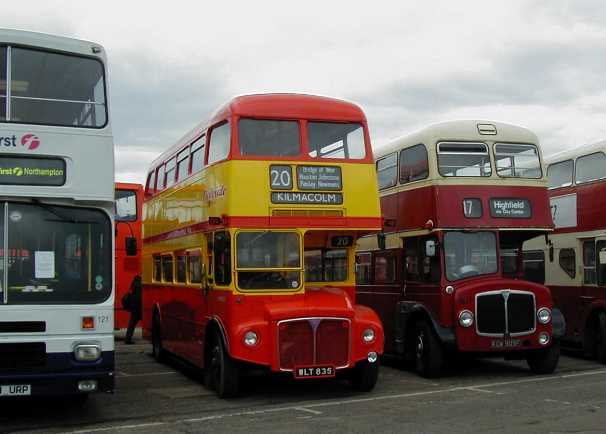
[0,342,47,370]
[272,209,343,217]
[278,318,350,371]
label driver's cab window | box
[404,236,440,283]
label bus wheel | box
[527,340,560,374]
[151,315,166,363]
[595,313,606,364]
[206,333,239,398]
[349,359,379,392]
[414,320,443,378]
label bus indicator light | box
[81,316,95,330]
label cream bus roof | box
[374,120,539,160]
[544,139,606,165]
[0,28,107,61]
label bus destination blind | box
[0,156,66,186]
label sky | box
[4,0,606,184]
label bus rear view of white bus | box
[0,29,115,399]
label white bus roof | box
[375,120,538,159]
[0,28,107,61]
[545,139,606,165]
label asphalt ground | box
[1,332,605,434]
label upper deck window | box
[238,119,300,157]
[1,46,106,128]
[164,158,176,188]
[191,135,205,174]
[377,153,397,190]
[547,159,573,189]
[208,123,231,165]
[115,189,137,222]
[308,122,366,159]
[575,152,606,184]
[437,142,491,177]
[494,143,541,178]
[400,144,429,183]
[176,148,190,182]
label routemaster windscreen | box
[0,202,111,304]
[236,231,301,290]
[0,46,106,127]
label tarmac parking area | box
[2,336,606,434]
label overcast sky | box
[4,1,606,183]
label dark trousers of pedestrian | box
[125,313,141,344]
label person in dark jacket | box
[125,275,142,344]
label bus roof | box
[0,28,107,60]
[150,93,367,167]
[375,120,538,159]
[545,139,606,165]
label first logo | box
[21,134,40,150]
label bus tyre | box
[206,334,239,398]
[151,315,166,363]
[414,320,443,378]
[527,340,560,374]
[595,313,606,364]
[350,359,379,392]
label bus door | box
[574,238,600,336]
[585,238,606,310]
[402,236,442,320]
[180,247,208,366]
[369,250,400,353]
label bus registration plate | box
[0,385,31,396]
[294,366,335,379]
[491,339,521,348]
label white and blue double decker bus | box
[0,29,114,399]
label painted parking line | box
[116,371,178,377]
[64,368,606,434]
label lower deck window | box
[305,249,347,282]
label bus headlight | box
[538,332,550,345]
[362,328,376,343]
[243,331,258,347]
[74,344,101,362]
[459,310,474,328]
[537,308,551,324]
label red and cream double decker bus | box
[524,139,606,362]
[142,94,384,397]
[0,29,115,399]
[356,120,564,377]
[114,182,143,329]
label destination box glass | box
[0,156,65,186]
[296,165,342,191]
[489,198,532,218]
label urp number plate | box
[0,384,31,396]
[294,365,335,379]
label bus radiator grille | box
[278,318,350,370]
[476,291,535,336]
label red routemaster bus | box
[524,139,606,362]
[142,94,384,397]
[357,120,564,377]
[114,182,143,329]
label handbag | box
[121,292,132,312]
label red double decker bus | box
[524,139,606,362]
[142,94,384,397]
[114,182,143,329]
[357,120,564,377]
